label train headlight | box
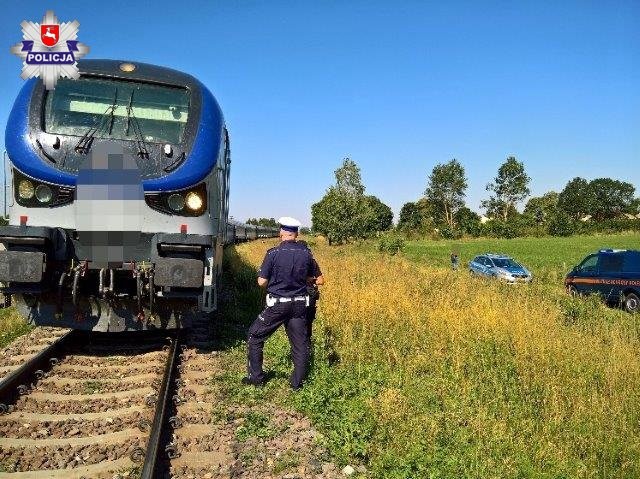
[35,184,53,203]
[18,180,35,199]
[13,169,74,208]
[185,192,203,211]
[168,193,185,211]
[144,183,207,216]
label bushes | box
[437,225,463,240]
[578,217,640,235]
[548,211,578,237]
[378,235,405,255]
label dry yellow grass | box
[234,237,640,478]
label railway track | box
[0,320,341,478]
[0,328,184,478]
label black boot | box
[241,376,265,387]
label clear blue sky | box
[1,1,638,225]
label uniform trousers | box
[247,300,309,389]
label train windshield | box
[44,77,190,144]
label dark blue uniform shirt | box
[258,240,317,297]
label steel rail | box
[0,329,81,412]
[140,330,182,478]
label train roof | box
[78,60,199,88]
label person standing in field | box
[451,252,460,271]
[243,217,324,390]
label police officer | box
[243,217,323,390]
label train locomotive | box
[0,60,277,331]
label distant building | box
[480,215,491,224]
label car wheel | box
[567,285,579,297]
[623,293,639,314]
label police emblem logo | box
[10,10,89,90]
[40,24,59,47]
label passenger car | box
[565,249,640,313]
[469,254,533,283]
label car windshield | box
[492,258,521,268]
[44,77,190,144]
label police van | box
[565,249,640,313]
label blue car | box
[469,254,533,283]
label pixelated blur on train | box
[0,60,278,331]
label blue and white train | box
[0,60,277,331]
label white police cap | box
[278,216,302,232]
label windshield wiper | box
[125,91,150,160]
[75,88,118,155]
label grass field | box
[402,232,640,285]
[228,232,640,479]
[0,233,637,478]
[0,306,32,349]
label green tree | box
[482,197,518,220]
[548,210,578,236]
[335,157,365,196]
[424,159,467,228]
[589,178,635,220]
[482,156,530,221]
[364,195,393,232]
[454,207,481,235]
[524,191,559,224]
[246,217,278,227]
[312,189,356,244]
[415,198,437,224]
[397,202,422,231]
[311,158,371,243]
[557,177,592,220]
